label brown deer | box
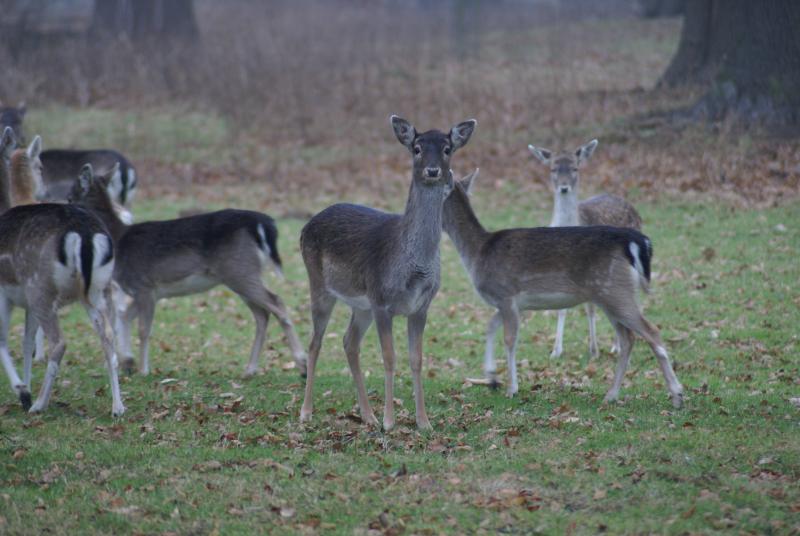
[442,170,683,407]
[528,140,642,359]
[299,116,476,430]
[68,164,306,378]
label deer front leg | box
[484,311,502,388]
[551,309,566,358]
[407,310,431,430]
[22,311,39,389]
[373,309,397,431]
[500,302,520,397]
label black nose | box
[560,186,569,193]
[425,167,441,179]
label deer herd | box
[0,103,683,430]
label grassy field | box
[1,185,798,534]
[3,8,800,535]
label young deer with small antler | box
[299,116,476,430]
[68,164,306,378]
[528,140,642,359]
[443,170,682,407]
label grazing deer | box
[528,140,642,359]
[299,116,477,430]
[41,149,137,208]
[0,201,124,416]
[0,103,26,145]
[68,165,306,377]
[442,170,683,407]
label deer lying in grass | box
[528,140,642,359]
[0,185,124,416]
[41,148,138,208]
[443,169,683,407]
[68,164,306,377]
[299,116,476,430]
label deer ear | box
[460,168,479,195]
[528,145,551,165]
[27,135,41,160]
[576,139,598,163]
[1,127,16,154]
[390,115,416,148]
[450,119,477,151]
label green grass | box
[1,192,798,535]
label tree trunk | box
[659,0,800,124]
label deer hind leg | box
[604,322,634,404]
[373,308,397,431]
[241,301,269,377]
[22,311,39,389]
[113,284,137,374]
[229,276,308,375]
[134,295,156,375]
[299,289,335,423]
[585,303,599,359]
[550,309,566,358]
[33,326,45,363]
[29,310,66,414]
[626,314,684,408]
[343,307,378,427]
[84,288,125,417]
[484,311,502,388]
[0,297,31,409]
[500,302,520,397]
[407,310,432,430]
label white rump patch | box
[89,234,114,303]
[54,232,81,290]
[629,241,643,277]
[126,168,137,203]
[256,223,282,278]
[107,167,124,203]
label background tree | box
[89,0,198,43]
[659,0,800,125]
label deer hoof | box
[121,358,136,376]
[671,392,684,409]
[19,390,32,411]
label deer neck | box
[9,151,36,206]
[550,188,580,226]
[88,193,129,243]
[442,187,489,274]
[399,180,446,265]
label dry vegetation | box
[2,0,798,212]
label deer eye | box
[443,146,451,156]
[413,145,421,156]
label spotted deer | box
[528,140,642,359]
[68,164,306,377]
[442,169,683,407]
[299,116,476,430]
[0,201,124,416]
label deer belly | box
[156,274,219,299]
[516,291,582,310]
[330,289,371,310]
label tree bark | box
[659,0,800,124]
